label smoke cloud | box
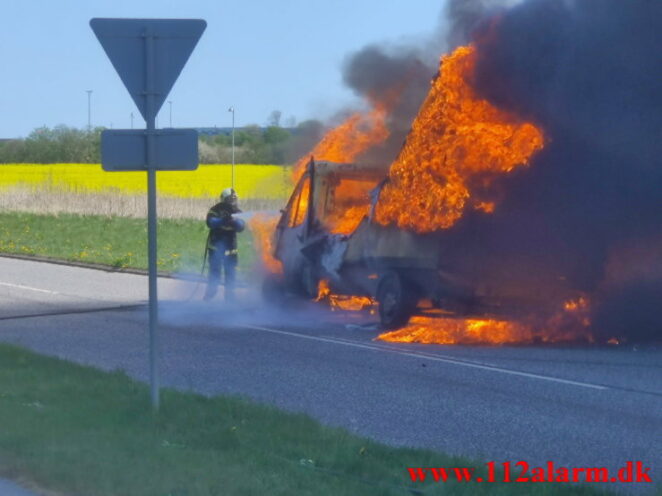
[445,0,520,49]
[341,45,434,166]
[339,0,516,167]
[463,0,662,341]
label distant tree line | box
[0,126,101,164]
[0,121,324,165]
[198,120,323,164]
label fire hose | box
[182,231,211,302]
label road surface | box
[0,256,660,493]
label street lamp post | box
[86,90,93,131]
[130,112,134,129]
[228,106,235,188]
[168,100,172,127]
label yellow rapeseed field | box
[0,163,292,200]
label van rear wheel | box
[377,271,417,330]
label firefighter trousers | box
[204,244,238,300]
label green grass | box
[0,343,610,496]
[0,211,255,273]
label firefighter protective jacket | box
[206,202,241,252]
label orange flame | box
[248,213,282,274]
[375,44,545,233]
[322,178,376,235]
[378,316,534,345]
[316,279,375,312]
[288,102,390,236]
[325,205,369,235]
[378,297,593,345]
[292,104,390,183]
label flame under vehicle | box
[271,160,577,329]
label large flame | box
[375,45,544,233]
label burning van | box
[256,0,662,344]
[269,158,581,330]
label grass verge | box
[0,343,608,496]
[0,211,255,273]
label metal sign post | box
[144,26,159,410]
[91,18,206,411]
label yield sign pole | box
[91,18,206,411]
[144,25,159,411]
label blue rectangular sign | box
[101,129,199,171]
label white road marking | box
[0,282,60,295]
[242,324,608,391]
[0,280,128,303]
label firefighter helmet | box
[220,188,237,203]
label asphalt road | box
[0,256,660,494]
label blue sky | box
[1,0,446,138]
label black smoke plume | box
[463,0,662,342]
[446,0,516,48]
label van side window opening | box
[317,177,375,234]
[288,176,310,228]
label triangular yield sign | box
[90,18,206,123]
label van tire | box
[377,271,417,330]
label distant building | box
[196,126,299,136]
[196,127,233,136]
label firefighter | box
[204,187,245,301]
